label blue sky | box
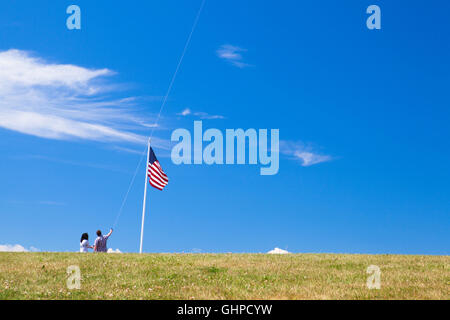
[0,0,449,254]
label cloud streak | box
[177,108,225,120]
[280,141,332,167]
[216,44,251,68]
[0,49,158,144]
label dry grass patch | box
[0,252,448,300]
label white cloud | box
[293,151,332,167]
[0,244,40,252]
[0,244,27,252]
[107,248,122,253]
[280,140,332,167]
[178,108,191,116]
[0,49,161,145]
[193,112,225,120]
[216,44,251,68]
[267,247,290,254]
[177,108,225,120]
[0,49,111,90]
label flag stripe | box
[154,162,168,179]
[149,179,164,190]
[149,177,165,189]
[148,164,168,183]
[149,161,168,181]
[148,169,167,186]
[149,171,167,187]
[149,170,168,186]
[148,166,168,185]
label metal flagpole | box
[139,138,151,254]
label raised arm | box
[106,228,113,238]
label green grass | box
[0,253,448,300]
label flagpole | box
[139,138,151,254]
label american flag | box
[147,147,168,190]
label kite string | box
[112,147,147,228]
[150,0,206,140]
[111,0,207,229]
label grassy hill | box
[0,252,448,300]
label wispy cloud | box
[179,108,192,116]
[216,44,251,68]
[0,244,40,252]
[0,49,160,144]
[177,108,225,120]
[280,141,332,167]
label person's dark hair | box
[80,233,88,243]
[96,230,102,237]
